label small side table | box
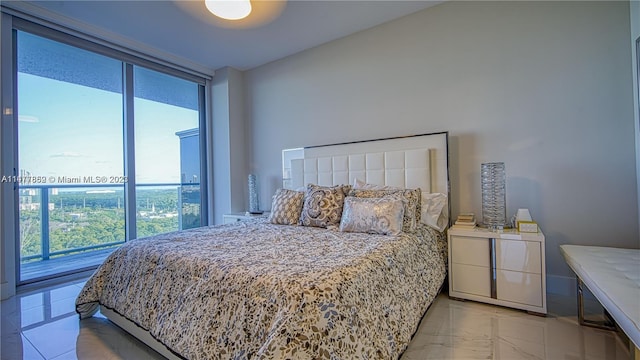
[448,225,547,315]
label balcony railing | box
[19,183,200,280]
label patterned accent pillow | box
[339,196,405,235]
[269,188,304,225]
[348,188,422,233]
[299,184,351,228]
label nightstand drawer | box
[497,269,542,307]
[451,236,490,267]
[496,239,541,274]
[451,263,491,297]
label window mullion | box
[198,84,209,226]
[123,62,136,241]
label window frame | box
[2,15,211,285]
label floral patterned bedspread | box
[76,219,447,360]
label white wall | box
[244,1,638,293]
[212,67,248,224]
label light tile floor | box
[1,279,633,360]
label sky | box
[18,73,199,185]
[16,30,200,187]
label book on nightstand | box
[453,213,477,229]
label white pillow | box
[352,178,400,190]
[421,192,448,232]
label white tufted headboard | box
[287,132,449,195]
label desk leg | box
[577,277,616,331]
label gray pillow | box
[339,196,405,236]
[299,184,351,228]
[348,188,421,233]
[269,188,304,225]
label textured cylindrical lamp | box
[481,162,506,230]
[248,174,260,213]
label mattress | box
[560,245,640,349]
[76,218,447,359]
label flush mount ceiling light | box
[205,0,252,20]
[177,0,285,29]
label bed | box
[76,132,451,359]
[560,245,640,355]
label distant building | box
[175,128,200,184]
[69,213,85,221]
[175,128,201,230]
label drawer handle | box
[490,238,497,299]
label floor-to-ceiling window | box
[133,66,202,238]
[17,31,126,283]
[12,22,208,284]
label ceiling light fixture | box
[205,0,252,21]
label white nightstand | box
[448,226,547,315]
[222,212,269,224]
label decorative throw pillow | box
[299,184,351,228]
[269,188,304,225]
[348,188,421,233]
[339,196,405,236]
